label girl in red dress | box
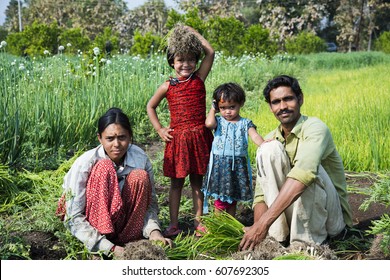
[147,25,214,237]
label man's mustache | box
[277,109,293,116]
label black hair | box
[213,83,246,105]
[97,107,133,143]
[263,75,303,103]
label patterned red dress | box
[163,74,213,178]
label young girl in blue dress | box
[202,83,265,217]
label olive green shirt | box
[254,115,352,227]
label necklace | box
[169,72,194,86]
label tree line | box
[1,0,389,57]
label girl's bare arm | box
[146,82,173,142]
[185,26,215,81]
[248,127,264,146]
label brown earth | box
[7,143,389,260]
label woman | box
[57,107,172,259]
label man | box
[239,75,353,250]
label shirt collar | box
[97,144,135,168]
[275,115,307,140]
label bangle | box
[110,245,116,252]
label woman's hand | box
[149,230,174,248]
[112,245,125,259]
[158,127,174,142]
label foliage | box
[291,51,390,70]
[273,253,314,260]
[285,31,327,54]
[0,165,18,204]
[92,27,120,56]
[5,21,61,57]
[22,0,127,41]
[166,7,206,33]
[374,31,390,54]
[337,170,389,258]
[206,16,245,57]
[58,28,91,55]
[3,0,22,33]
[0,219,31,260]
[366,214,390,256]
[115,0,169,50]
[239,24,277,58]
[257,0,328,48]
[360,173,390,210]
[131,30,163,57]
[2,0,390,57]
[0,27,8,42]
[178,0,241,19]
[164,211,244,260]
[333,0,390,52]
[1,51,390,172]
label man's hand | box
[239,222,268,251]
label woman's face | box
[98,123,131,165]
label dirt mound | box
[121,239,168,260]
[231,237,338,260]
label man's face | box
[269,86,303,129]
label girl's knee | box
[94,158,115,170]
[89,159,116,178]
[127,169,150,185]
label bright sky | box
[0,0,177,26]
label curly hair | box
[166,24,203,68]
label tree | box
[334,0,390,52]
[93,27,120,56]
[3,0,26,33]
[115,0,169,50]
[58,28,91,54]
[24,0,127,40]
[178,0,243,19]
[5,20,61,56]
[255,0,328,50]
[130,30,163,57]
[285,31,327,54]
[374,31,390,53]
[240,24,277,57]
[166,7,206,33]
[206,16,245,56]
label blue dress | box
[202,116,256,212]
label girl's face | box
[98,123,131,165]
[173,54,197,78]
[218,100,242,122]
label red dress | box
[163,74,213,178]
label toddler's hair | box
[167,24,203,68]
[213,83,246,105]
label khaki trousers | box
[256,141,345,244]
